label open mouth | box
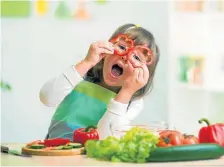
[111,64,123,77]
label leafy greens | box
[85,127,159,163]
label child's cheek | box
[125,63,135,74]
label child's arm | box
[40,41,113,107]
[39,62,91,107]
[97,63,149,139]
[97,98,143,139]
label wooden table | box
[1,143,224,166]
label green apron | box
[46,80,116,140]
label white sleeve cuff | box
[107,98,128,116]
[63,65,83,87]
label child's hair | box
[85,23,160,101]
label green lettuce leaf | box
[85,127,159,163]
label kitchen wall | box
[1,0,170,142]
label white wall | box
[1,1,169,142]
[167,4,224,135]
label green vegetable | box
[53,146,64,150]
[147,144,224,162]
[29,144,45,149]
[85,127,159,163]
[67,143,82,148]
[63,145,73,150]
[85,137,120,161]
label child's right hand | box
[84,41,114,67]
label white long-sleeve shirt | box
[39,65,143,139]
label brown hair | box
[85,23,160,101]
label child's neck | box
[98,81,120,94]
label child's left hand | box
[122,62,149,95]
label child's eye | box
[118,45,126,51]
[133,54,141,61]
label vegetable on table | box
[198,118,224,147]
[182,134,199,145]
[29,144,45,149]
[147,143,224,162]
[157,130,199,147]
[62,145,73,150]
[67,143,82,148]
[43,138,70,147]
[157,130,184,147]
[84,127,224,163]
[25,138,83,151]
[85,126,159,163]
[73,125,99,146]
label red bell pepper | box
[198,118,224,147]
[109,34,134,56]
[110,33,154,68]
[73,125,99,146]
[44,138,70,147]
[127,45,154,68]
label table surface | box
[1,143,224,166]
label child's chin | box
[104,79,122,87]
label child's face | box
[102,34,153,87]
[103,53,129,87]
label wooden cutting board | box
[22,147,84,156]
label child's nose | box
[121,56,128,61]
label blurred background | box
[1,0,224,143]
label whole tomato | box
[182,134,199,145]
[157,130,184,147]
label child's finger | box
[96,41,114,52]
[127,61,134,74]
[134,68,140,81]
[99,53,106,59]
[138,68,144,82]
[97,47,114,55]
[141,64,150,81]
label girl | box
[40,23,160,140]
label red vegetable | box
[44,138,70,147]
[73,125,99,146]
[182,134,199,145]
[110,33,154,68]
[157,130,184,147]
[198,118,224,147]
[110,34,134,56]
[128,45,154,67]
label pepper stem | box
[85,125,97,132]
[198,118,210,126]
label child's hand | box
[75,41,114,77]
[114,62,149,104]
[122,62,149,95]
[84,41,114,67]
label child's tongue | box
[111,67,122,77]
[111,68,121,77]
